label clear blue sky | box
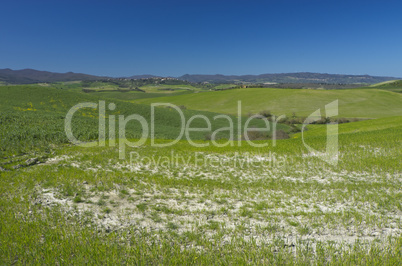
[1,0,402,77]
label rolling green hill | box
[370,79,402,87]
[0,85,287,157]
[48,80,210,101]
[134,87,402,118]
[2,83,402,265]
[298,116,402,138]
[368,80,402,93]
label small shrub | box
[289,126,301,133]
[240,208,254,218]
[102,207,112,214]
[287,220,300,227]
[297,225,311,235]
[311,117,329,124]
[97,199,106,206]
[278,116,288,123]
[337,117,350,124]
[136,203,147,212]
[207,221,221,230]
[242,129,270,140]
[272,130,289,140]
[167,222,179,230]
[259,109,272,118]
[150,212,163,223]
[73,196,84,203]
[120,189,129,195]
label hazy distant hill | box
[178,72,400,84]
[1,68,400,85]
[127,74,161,79]
[0,68,103,84]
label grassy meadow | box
[369,80,402,93]
[134,87,402,118]
[49,80,210,101]
[0,83,401,264]
[0,85,284,159]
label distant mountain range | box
[0,68,101,84]
[177,73,400,84]
[0,68,400,84]
[127,74,162,79]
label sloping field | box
[368,80,402,93]
[134,88,402,118]
[300,116,402,138]
[1,84,402,264]
[1,115,401,264]
[370,79,402,87]
[0,85,288,158]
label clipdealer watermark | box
[64,100,339,166]
[128,151,288,170]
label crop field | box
[46,80,215,101]
[87,86,196,101]
[78,89,194,102]
[1,84,402,264]
[134,87,402,118]
[0,85,282,159]
[367,80,402,93]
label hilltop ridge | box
[0,68,400,85]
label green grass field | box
[1,84,402,264]
[81,90,194,101]
[367,80,402,93]
[134,87,402,118]
[49,80,213,101]
[0,85,288,166]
